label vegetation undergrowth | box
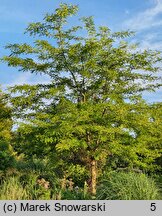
[97,171,161,200]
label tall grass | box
[0,174,56,200]
[0,176,29,199]
[97,171,160,200]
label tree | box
[2,3,162,195]
[149,102,162,173]
[0,89,15,171]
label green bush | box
[97,171,160,200]
[0,142,15,171]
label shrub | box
[97,171,160,200]
[0,142,15,171]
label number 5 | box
[150,203,156,211]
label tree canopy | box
[2,3,162,195]
[0,89,15,171]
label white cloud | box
[2,72,31,91]
[122,0,162,103]
[9,72,32,86]
[2,72,50,91]
[123,0,162,31]
[143,88,162,102]
[137,33,162,51]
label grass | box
[97,171,161,200]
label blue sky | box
[0,0,161,102]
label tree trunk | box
[91,159,97,197]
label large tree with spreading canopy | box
[2,3,162,195]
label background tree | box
[2,3,162,195]
[0,89,15,171]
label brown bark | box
[91,159,97,197]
